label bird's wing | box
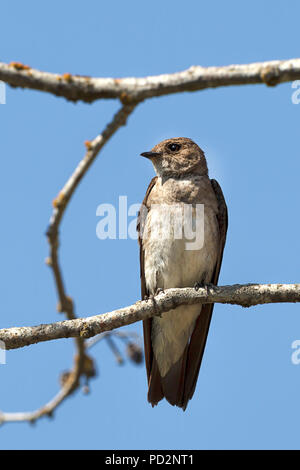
[181,178,228,409]
[137,177,158,382]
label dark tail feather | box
[148,345,189,409]
[182,303,214,409]
[148,305,214,410]
[147,355,163,406]
[147,304,214,410]
[161,344,189,408]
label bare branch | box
[46,103,136,245]
[1,283,299,353]
[1,58,300,103]
[0,354,84,424]
[0,104,137,426]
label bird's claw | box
[144,294,155,302]
[144,292,163,318]
[155,288,164,296]
[206,282,214,289]
[194,282,215,292]
[194,282,204,292]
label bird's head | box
[141,137,208,178]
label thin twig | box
[0,104,136,425]
[86,331,141,349]
[104,334,124,365]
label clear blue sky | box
[0,0,300,450]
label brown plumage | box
[138,138,228,410]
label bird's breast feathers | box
[142,176,220,376]
[143,176,219,293]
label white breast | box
[143,200,219,376]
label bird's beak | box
[140,151,162,159]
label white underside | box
[144,204,219,377]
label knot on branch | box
[9,61,31,71]
[52,191,66,209]
[120,92,134,105]
[260,65,280,87]
[80,323,95,339]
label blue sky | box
[0,0,300,450]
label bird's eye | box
[168,143,181,152]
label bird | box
[137,137,228,410]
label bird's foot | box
[144,288,163,301]
[155,288,164,296]
[194,282,215,292]
[144,292,163,318]
[206,282,215,289]
[194,282,205,292]
[144,293,155,302]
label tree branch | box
[0,104,137,426]
[1,58,300,103]
[1,283,299,352]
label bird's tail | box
[147,303,213,410]
[148,344,189,410]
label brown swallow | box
[137,137,228,410]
